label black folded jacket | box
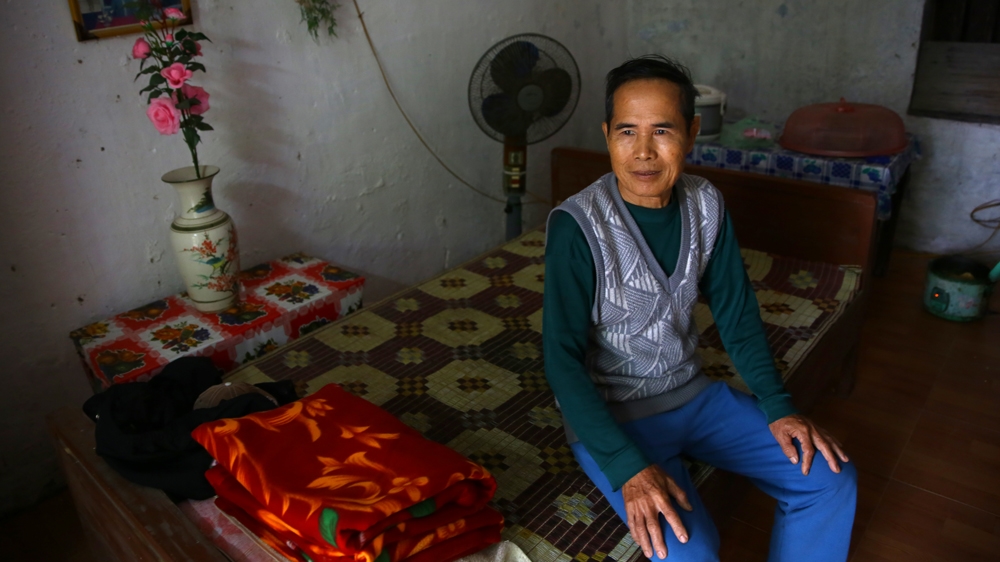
[82,356,293,499]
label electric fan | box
[469,33,581,239]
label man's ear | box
[602,121,611,151]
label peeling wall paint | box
[0,0,628,515]
[629,0,1000,256]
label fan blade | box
[482,93,533,137]
[489,41,540,94]
[538,68,573,117]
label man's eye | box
[655,129,667,134]
[622,130,635,135]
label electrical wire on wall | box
[351,0,550,207]
[964,199,1000,256]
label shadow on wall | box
[215,38,291,169]
[224,181,409,301]
[342,270,409,304]
[205,36,308,274]
[225,181,305,267]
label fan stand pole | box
[505,195,522,241]
[503,137,527,241]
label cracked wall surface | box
[0,0,628,515]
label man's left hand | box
[769,414,849,476]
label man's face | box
[602,79,700,208]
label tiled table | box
[70,253,364,392]
[687,135,920,275]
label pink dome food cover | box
[779,98,908,158]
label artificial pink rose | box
[164,34,174,43]
[163,7,185,20]
[132,37,151,59]
[160,63,193,89]
[174,84,210,115]
[194,41,203,56]
[146,97,181,135]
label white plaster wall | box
[0,0,627,515]
[628,0,1000,255]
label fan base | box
[504,195,523,241]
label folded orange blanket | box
[210,471,504,562]
[191,384,502,562]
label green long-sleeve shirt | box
[543,189,797,491]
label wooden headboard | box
[551,147,878,272]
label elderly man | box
[543,56,856,561]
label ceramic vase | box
[162,166,241,312]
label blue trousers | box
[571,381,856,562]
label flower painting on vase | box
[183,230,240,295]
[188,190,215,214]
[69,0,192,41]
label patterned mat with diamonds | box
[224,230,860,562]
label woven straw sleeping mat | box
[225,229,860,562]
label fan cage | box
[469,33,581,145]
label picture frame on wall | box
[69,0,192,42]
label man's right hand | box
[621,465,693,559]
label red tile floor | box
[718,252,1000,561]
[3,252,998,561]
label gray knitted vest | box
[552,172,725,429]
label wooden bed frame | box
[47,146,877,561]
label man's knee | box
[778,460,856,523]
[815,459,857,502]
[835,460,858,496]
[651,518,719,562]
